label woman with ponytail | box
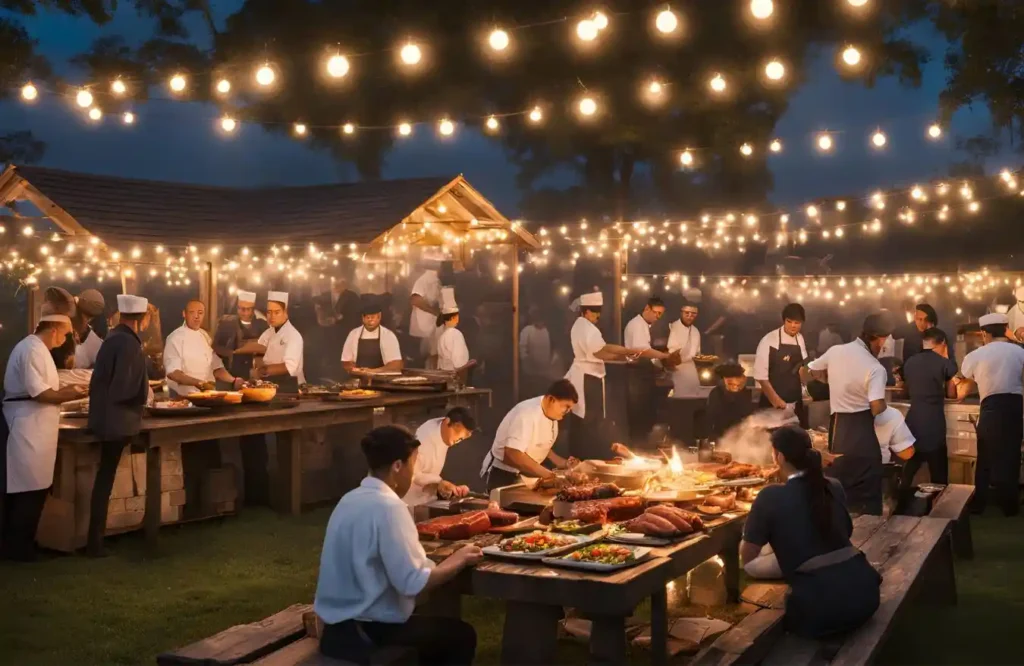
[740,425,881,638]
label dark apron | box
[228,319,268,379]
[786,546,881,639]
[758,329,808,428]
[570,373,612,460]
[828,410,883,515]
[626,362,656,445]
[355,328,385,369]
[973,392,1024,515]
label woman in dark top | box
[741,426,881,638]
[706,363,754,440]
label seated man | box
[315,426,481,666]
[402,407,477,507]
[706,363,754,441]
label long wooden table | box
[58,389,490,549]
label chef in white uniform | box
[480,379,580,491]
[2,313,87,561]
[164,299,242,396]
[1009,286,1024,342]
[564,291,641,460]
[72,289,106,369]
[410,261,456,367]
[436,287,471,373]
[667,300,702,398]
[251,291,305,391]
[340,296,404,375]
[402,407,477,507]
[623,297,676,444]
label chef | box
[666,301,702,398]
[340,295,403,375]
[623,296,676,445]
[957,313,1024,516]
[808,313,903,515]
[565,291,641,459]
[1009,287,1024,342]
[402,407,477,507]
[164,300,242,396]
[213,290,270,380]
[2,313,86,561]
[410,261,455,367]
[481,379,580,491]
[898,303,956,364]
[87,294,152,557]
[72,289,106,369]
[754,303,810,428]
[435,288,471,373]
[250,291,305,392]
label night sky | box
[0,3,1001,215]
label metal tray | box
[482,533,596,561]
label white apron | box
[669,322,702,398]
[4,339,61,493]
[565,361,605,419]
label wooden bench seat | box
[250,637,414,666]
[156,604,311,665]
[928,484,975,559]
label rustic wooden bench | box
[692,514,956,666]
[927,484,974,559]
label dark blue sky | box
[0,3,1001,215]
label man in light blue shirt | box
[314,425,481,664]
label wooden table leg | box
[588,615,628,666]
[953,509,974,560]
[650,585,669,666]
[144,445,162,549]
[500,601,561,665]
[273,430,301,515]
[720,528,742,604]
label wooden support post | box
[612,250,625,344]
[199,260,218,329]
[511,241,520,400]
[274,430,302,516]
[120,262,138,295]
[650,585,669,666]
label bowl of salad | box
[482,530,590,560]
[543,543,652,572]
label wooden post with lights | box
[511,239,520,400]
[612,247,626,344]
[199,259,219,330]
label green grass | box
[0,509,1021,665]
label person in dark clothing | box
[741,426,881,639]
[898,328,958,510]
[899,303,957,365]
[86,294,152,557]
[707,363,754,440]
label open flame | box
[668,446,684,476]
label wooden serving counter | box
[40,389,490,552]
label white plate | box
[542,546,653,572]
[482,533,595,561]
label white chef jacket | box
[520,325,552,376]
[409,269,441,338]
[1009,304,1024,337]
[807,339,887,414]
[753,327,808,382]
[624,314,660,368]
[340,326,402,365]
[164,324,225,396]
[564,317,607,418]
[667,320,701,398]
[314,476,435,624]
[879,335,896,359]
[58,368,92,388]
[74,328,103,369]
[3,335,61,492]
[436,327,469,372]
[960,341,1024,401]
[258,320,306,384]
[874,407,915,464]
[402,418,450,506]
[481,396,559,476]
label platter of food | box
[389,375,431,385]
[555,483,623,502]
[186,391,244,407]
[606,505,706,546]
[482,530,594,561]
[557,495,646,523]
[693,354,719,363]
[148,399,211,416]
[298,384,337,397]
[331,389,383,400]
[543,544,652,572]
[696,491,738,515]
[239,380,277,403]
[547,519,605,536]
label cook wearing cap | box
[564,290,644,460]
[807,312,913,515]
[86,294,152,556]
[250,291,304,392]
[666,299,702,399]
[2,311,85,561]
[341,295,403,375]
[214,289,270,380]
[957,312,1024,516]
[754,303,811,428]
[434,287,472,374]
[707,363,754,441]
[69,289,106,369]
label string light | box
[400,42,422,66]
[438,118,455,136]
[836,200,847,211]
[655,8,679,34]
[847,0,869,6]
[169,74,187,93]
[750,0,774,20]
[871,129,887,149]
[398,122,413,136]
[528,106,543,123]
[806,204,819,218]
[87,107,102,121]
[576,18,598,42]
[769,138,783,153]
[342,122,355,135]
[927,123,942,139]
[485,115,500,132]
[122,111,135,125]
[709,73,727,94]
[326,54,350,78]
[680,149,694,167]
[255,64,275,86]
[220,116,237,133]
[764,59,785,81]
[488,28,510,51]
[842,46,862,67]
[20,83,38,101]
[293,122,307,136]
[216,79,231,94]
[75,89,93,108]
[592,11,609,30]
[740,143,753,157]
[111,79,127,95]
[578,96,598,117]
[817,133,834,152]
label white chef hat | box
[579,291,603,307]
[116,294,148,314]
[268,291,289,306]
[979,313,1009,327]
[39,314,72,325]
[236,290,257,305]
[440,286,458,315]
[1015,286,1024,302]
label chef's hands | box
[768,394,788,410]
[451,544,484,568]
[610,443,633,459]
[198,380,216,391]
[232,378,245,390]
[565,456,581,469]
[65,385,89,399]
[438,481,470,499]
[250,367,264,381]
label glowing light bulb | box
[255,64,275,86]
[326,54,350,78]
[489,28,510,51]
[576,19,598,41]
[87,107,102,121]
[122,111,135,125]
[438,118,455,136]
[968,201,980,213]
[111,79,127,95]
[817,133,834,152]
[848,0,868,6]
[169,74,187,93]
[215,79,231,95]
[740,143,753,157]
[578,96,597,116]
[806,205,819,218]
[75,89,93,108]
[836,200,846,211]
[593,11,609,30]
[21,83,38,101]
[927,123,942,139]
[750,0,774,20]
[342,123,355,135]
[842,46,862,67]
[769,138,783,153]
[400,43,422,66]
[709,73,727,93]
[765,59,785,81]
[293,123,307,136]
[398,122,412,136]
[655,8,679,34]
[680,150,694,167]
[220,116,237,133]
[528,106,543,123]
[871,130,887,148]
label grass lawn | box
[0,508,1021,665]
